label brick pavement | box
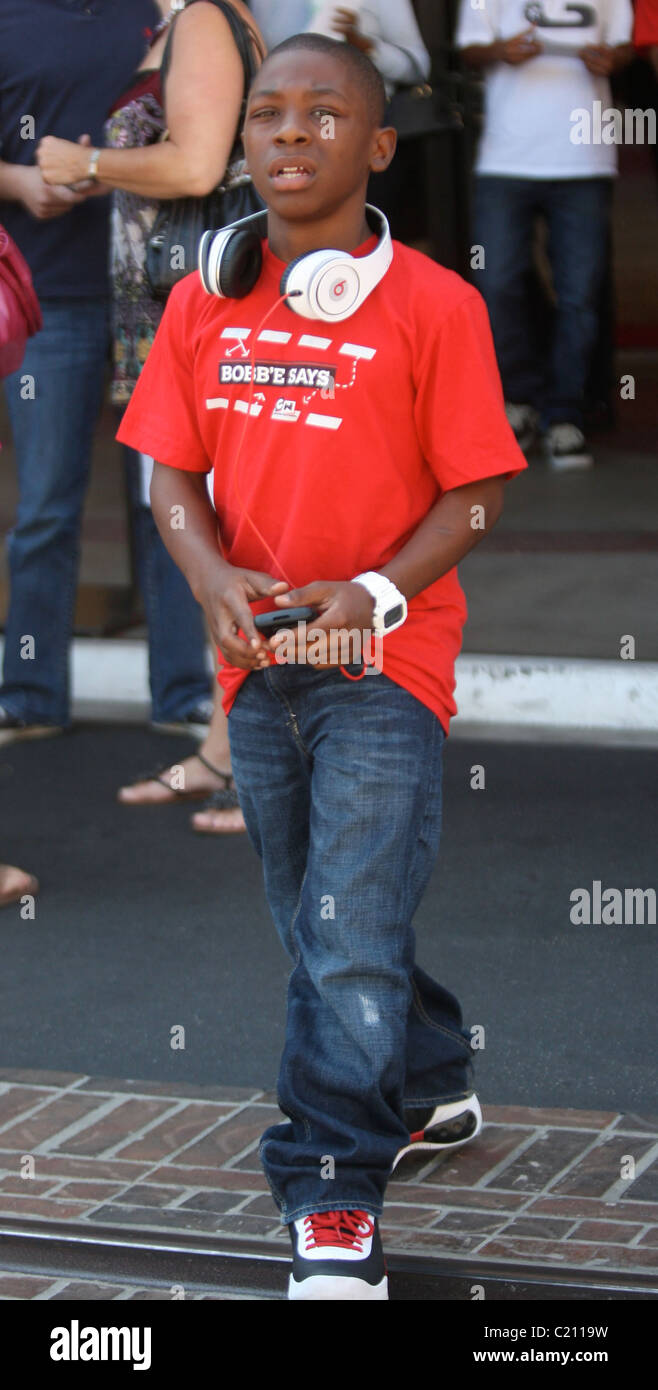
[0,1069,657,1299]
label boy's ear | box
[369,125,397,174]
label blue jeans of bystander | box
[473,175,611,429]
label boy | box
[118,33,526,1300]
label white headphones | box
[198,204,392,322]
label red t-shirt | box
[117,233,526,731]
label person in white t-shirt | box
[247,2,430,94]
[455,0,633,469]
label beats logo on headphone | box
[198,205,392,323]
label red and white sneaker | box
[392,1094,483,1171]
[288,1209,388,1300]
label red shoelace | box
[303,1210,374,1251]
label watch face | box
[384,603,404,629]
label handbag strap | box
[160,1,263,163]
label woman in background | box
[38,1,266,834]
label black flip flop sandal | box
[118,751,235,804]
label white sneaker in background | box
[543,423,594,471]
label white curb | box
[455,655,658,732]
[1,640,657,733]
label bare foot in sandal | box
[190,786,246,835]
[117,750,232,804]
[119,692,245,830]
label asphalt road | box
[1,723,656,1112]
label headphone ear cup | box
[279,253,307,303]
[199,226,263,298]
[217,227,263,298]
[198,229,216,295]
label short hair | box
[262,33,387,127]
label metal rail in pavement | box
[0,1217,655,1301]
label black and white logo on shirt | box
[524,2,596,28]
[219,360,337,390]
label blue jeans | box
[228,662,475,1224]
[122,446,211,723]
[473,176,611,429]
[0,298,210,725]
[1,299,109,725]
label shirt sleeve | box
[116,277,211,472]
[413,288,527,492]
[361,0,431,84]
[454,0,498,49]
[634,0,658,46]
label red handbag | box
[0,224,42,378]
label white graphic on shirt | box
[271,397,301,423]
[221,327,251,358]
[234,393,265,416]
[257,329,292,344]
[305,412,342,430]
[302,355,358,406]
[298,334,332,351]
[339,342,376,361]
[211,331,377,427]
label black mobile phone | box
[254,606,318,636]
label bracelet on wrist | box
[87,148,101,181]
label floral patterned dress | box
[104,70,165,407]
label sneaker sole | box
[392,1095,483,1170]
[547,455,594,471]
[0,725,64,747]
[288,1273,388,1301]
[542,441,594,471]
[150,720,210,740]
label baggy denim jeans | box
[227,661,475,1224]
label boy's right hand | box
[200,566,289,670]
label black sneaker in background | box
[150,697,214,740]
[0,705,64,746]
[393,1094,483,1171]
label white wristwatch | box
[351,571,407,635]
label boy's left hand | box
[269,580,375,665]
